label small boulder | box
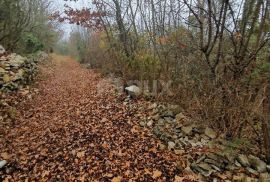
[0,160,7,169]
[175,113,187,121]
[158,143,166,150]
[246,167,258,175]
[0,67,6,74]
[267,165,270,172]
[237,154,250,167]
[152,114,160,121]
[168,104,182,115]
[139,121,146,127]
[0,45,5,54]
[248,155,267,173]
[149,103,158,109]
[191,163,213,177]
[147,120,154,127]
[168,141,176,150]
[181,125,193,135]
[205,127,217,139]
[125,85,141,98]
[162,110,174,117]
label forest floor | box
[0,55,193,181]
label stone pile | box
[140,103,270,181]
[140,103,214,149]
[0,51,48,92]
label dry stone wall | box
[0,50,49,92]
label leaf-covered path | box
[1,55,182,181]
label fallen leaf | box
[144,168,151,175]
[104,173,114,178]
[174,175,184,182]
[152,170,162,179]
[77,151,85,158]
[42,170,50,178]
[1,152,10,160]
[111,176,122,182]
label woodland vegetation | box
[53,0,270,161]
[0,0,60,54]
[1,0,270,180]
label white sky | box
[51,0,90,39]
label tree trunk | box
[263,84,270,163]
[113,0,129,57]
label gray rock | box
[153,108,159,114]
[158,143,166,150]
[125,85,141,97]
[168,104,182,115]
[162,110,174,117]
[235,160,242,167]
[181,125,193,135]
[210,164,221,172]
[149,103,158,109]
[237,154,250,167]
[200,138,209,145]
[205,127,217,139]
[153,127,161,136]
[175,113,187,122]
[164,117,174,123]
[204,158,225,169]
[190,163,213,177]
[246,167,258,175]
[168,141,176,150]
[0,160,7,168]
[201,134,210,140]
[139,121,146,127]
[157,119,165,126]
[225,153,237,164]
[0,67,6,74]
[192,126,205,134]
[207,153,228,163]
[226,164,237,171]
[157,104,166,111]
[189,140,199,147]
[196,155,206,164]
[183,166,193,173]
[9,54,25,68]
[0,45,5,54]
[198,163,213,171]
[267,165,270,172]
[147,120,154,127]
[152,114,160,121]
[248,155,267,173]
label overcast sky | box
[51,0,90,39]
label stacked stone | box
[0,51,48,92]
[140,103,270,180]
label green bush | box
[21,33,44,54]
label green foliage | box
[0,0,60,53]
[21,33,44,54]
